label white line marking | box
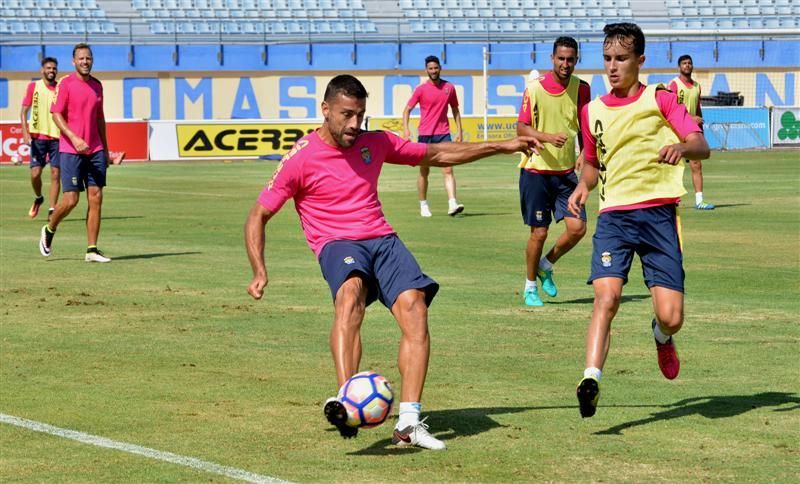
[0,413,289,484]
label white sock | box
[420,200,429,208]
[584,367,602,381]
[538,256,553,272]
[448,198,458,209]
[653,321,671,344]
[396,402,421,430]
[525,278,537,291]
[695,192,703,205]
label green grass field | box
[1,150,798,482]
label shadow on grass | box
[457,212,513,218]
[693,203,749,209]
[61,216,145,222]
[112,251,201,261]
[549,294,651,305]
[346,406,534,455]
[595,392,800,436]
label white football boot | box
[391,417,446,450]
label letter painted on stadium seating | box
[0,79,7,109]
[123,78,161,119]
[488,75,524,115]
[383,76,419,116]
[709,73,730,96]
[175,77,213,120]
[176,123,318,158]
[232,77,261,119]
[589,75,609,97]
[756,73,795,107]
[445,76,474,115]
[279,77,316,119]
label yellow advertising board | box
[175,123,319,158]
[367,115,519,142]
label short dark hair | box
[603,23,645,57]
[41,57,58,67]
[324,74,368,102]
[677,54,693,65]
[424,55,440,67]
[553,36,578,55]
[72,42,92,58]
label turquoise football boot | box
[524,287,544,307]
[537,268,558,297]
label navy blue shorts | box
[318,234,440,309]
[30,139,60,169]
[418,134,452,144]
[588,204,684,292]
[519,169,586,227]
[60,150,107,192]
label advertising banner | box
[771,107,800,146]
[148,119,321,161]
[367,115,518,142]
[0,120,148,164]
[702,107,771,150]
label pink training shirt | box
[668,78,703,117]
[257,129,428,257]
[581,84,701,167]
[407,79,459,136]
[50,73,105,155]
[518,71,591,128]
[580,84,702,212]
[22,81,58,141]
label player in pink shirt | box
[39,43,111,263]
[20,56,61,220]
[567,24,709,419]
[403,56,465,217]
[245,75,541,450]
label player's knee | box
[594,291,621,313]
[530,226,548,242]
[657,310,684,333]
[568,223,587,240]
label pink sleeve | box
[98,81,105,120]
[384,131,426,166]
[257,153,303,214]
[656,89,702,140]
[448,83,459,108]
[580,103,599,167]
[50,79,68,114]
[577,82,591,150]
[667,80,678,93]
[21,82,35,107]
[517,88,532,124]
[406,87,420,108]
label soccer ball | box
[11,153,22,166]
[337,371,394,428]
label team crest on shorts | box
[361,147,372,164]
[343,256,355,265]
[71,176,78,185]
[601,251,612,267]
[535,210,543,222]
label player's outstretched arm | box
[658,132,710,165]
[244,203,275,300]
[421,136,543,167]
[568,162,599,217]
[517,122,567,148]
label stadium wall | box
[0,40,799,121]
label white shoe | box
[85,249,111,263]
[391,417,446,450]
[39,225,52,257]
[447,203,465,216]
[420,205,432,217]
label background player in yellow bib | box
[669,55,715,210]
[20,57,61,220]
[516,37,590,307]
[567,23,710,418]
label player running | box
[516,36,590,307]
[245,75,541,449]
[568,23,710,418]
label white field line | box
[0,413,289,484]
